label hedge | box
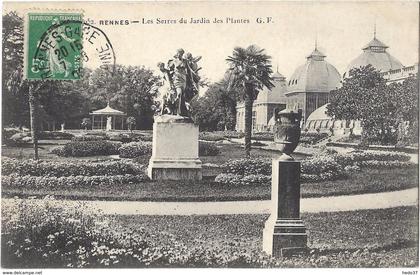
[52,140,121,157]
[199,142,220,156]
[119,142,152,158]
[2,157,143,177]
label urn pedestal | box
[263,158,307,257]
[147,115,202,180]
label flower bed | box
[2,174,147,187]
[2,199,417,268]
[71,135,107,141]
[2,157,143,177]
[119,142,152,158]
[300,132,329,145]
[199,132,225,142]
[51,140,121,157]
[199,142,220,156]
[251,132,273,141]
[38,131,74,140]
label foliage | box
[72,135,107,141]
[118,142,152,158]
[300,132,329,144]
[52,141,121,157]
[126,116,136,131]
[226,45,274,156]
[221,158,271,176]
[2,174,148,187]
[199,132,225,142]
[199,142,220,156]
[327,66,418,145]
[81,118,91,129]
[214,173,271,186]
[7,132,31,146]
[252,132,273,141]
[191,80,237,131]
[3,200,417,268]
[2,157,143,177]
[38,131,74,140]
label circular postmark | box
[31,19,116,80]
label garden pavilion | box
[89,103,126,130]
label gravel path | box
[2,188,417,216]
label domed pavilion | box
[345,33,403,76]
[285,45,341,124]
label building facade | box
[285,46,341,124]
[236,71,287,132]
[305,35,416,136]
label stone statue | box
[158,48,201,117]
[106,116,112,131]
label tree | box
[2,12,29,128]
[390,74,418,145]
[327,65,408,145]
[226,45,274,156]
[190,78,238,131]
[88,65,160,129]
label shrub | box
[357,160,417,169]
[199,132,225,142]
[199,142,220,156]
[219,131,244,139]
[251,132,273,141]
[2,157,144,177]
[214,173,271,186]
[71,135,107,141]
[300,132,329,144]
[38,131,74,140]
[251,141,267,147]
[119,142,152,158]
[8,132,32,145]
[2,174,148,187]
[301,156,343,175]
[52,141,121,157]
[221,158,271,176]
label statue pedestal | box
[147,115,202,180]
[263,158,307,257]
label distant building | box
[345,35,404,77]
[305,34,416,136]
[285,45,341,124]
[236,71,287,132]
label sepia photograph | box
[1,1,419,272]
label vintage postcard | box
[1,1,418,273]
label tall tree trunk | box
[244,91,253,157]
[28,85,39,160]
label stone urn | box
[273,108,302,160]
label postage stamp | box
[25,12,83,80]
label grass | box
[108,206,418,267]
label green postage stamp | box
[25,12,83,80]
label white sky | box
[4,1,419,85]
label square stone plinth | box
[147,119,202,180]
[262,158,307,257]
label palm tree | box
[226,45,274,156]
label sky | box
[4,1,419,86]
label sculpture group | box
[157,48,201,117]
